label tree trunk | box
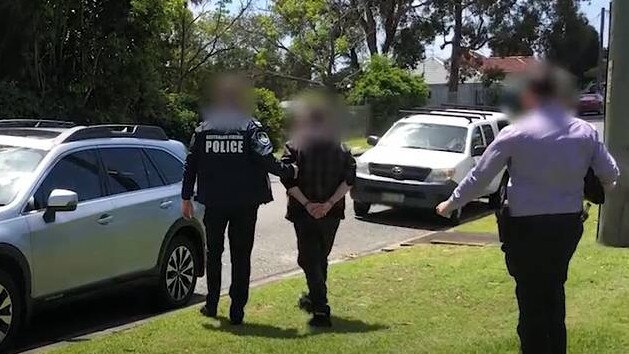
[177,9,187,93]
[363,0,378,55]
[349,47,360,69]
[380,0,402,54]
[448,1,463,102]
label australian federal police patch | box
[205,134,245,154]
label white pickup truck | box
[351,107,510,224]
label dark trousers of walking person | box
[294,217,340,314]
[501,212,583,354]
[204,205,258,316]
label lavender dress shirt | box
[449,104,620,217]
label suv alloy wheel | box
[158,236,198,308]
[0,270,22,351]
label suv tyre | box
[157,236,198,309]
[0,270,22,352]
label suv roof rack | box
[421,107,491,119]
[62,125,169,143]
[439,104,502,112]
[427,107,494,118]
[0,119,76,128]
[399,109,481,123]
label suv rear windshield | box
[379,123,468,153]
[0,145,46,206]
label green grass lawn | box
[344,136,371,152]
[52,210,629,353]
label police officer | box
[181,75,296,325]
[436,65,619,354]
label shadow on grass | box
[357,201,492,230]
[203,316,387,339]
[9,288,205,353]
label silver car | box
[0,120,205,350]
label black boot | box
[308,306,332,328]
[230,304,245,325]
[298,292,313,314]
[200,304,217,318]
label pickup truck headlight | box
[356,160,370,175]
[425,168,455,182]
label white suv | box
[0,120,205,350]
[351,107,510,224]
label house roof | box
[482,56,538,74]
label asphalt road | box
[15,115,605,353]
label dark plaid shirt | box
[280,140,356,222]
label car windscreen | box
[378,122,468,153]
[0,145,47,206]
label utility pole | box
[597,7,605,92]
[598,0,629,247]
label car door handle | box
[97,214,114,225]
[160,200,173,209]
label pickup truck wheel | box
[0,270,22,352]
[157,236,198,309]
[354,202,371,217]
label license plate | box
[381,192,405,203]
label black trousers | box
[293,217,340,313]
[203,205,259,310]
[501,212,583,354]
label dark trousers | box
[501,213,583,354]
[203,205,259,310]
[293,217,340,313]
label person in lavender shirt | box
[436,65,619,354]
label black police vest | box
[193,120,273,206]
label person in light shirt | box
[436,65,619,354]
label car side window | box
[100,148,150,195]
[142,152,165,188]
[481,125,495,145]
[470,126,485,148]
[145,149,184,185]
[497,120,510,131]
[33,150,102,210]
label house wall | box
[427,83,488,106]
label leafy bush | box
[162,92,199,143]
[348,55,428,133]
[254,87,285,149]
[0,82,41,118]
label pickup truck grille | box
[369,163,432,181]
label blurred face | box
[520,89,539,111]
[210,76,253,114]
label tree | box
[253,87,285,148]
[392,17,439,69]
[427,0,515,100]
[542,0,599,82]
[256,0,363,89]
[170,0,252,92]
[348,55,428,133]
[489,1,550,56]
[348,0,437,68]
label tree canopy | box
[0,0,603,140]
